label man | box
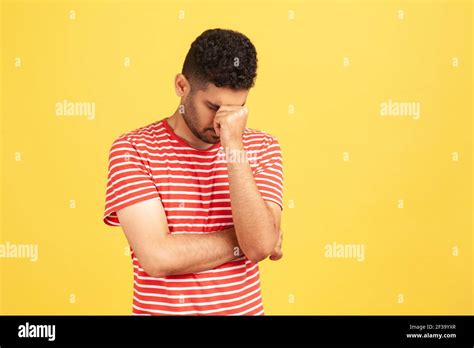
[103,28,284,315]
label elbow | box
[148,265,168,278]
[241,227,279,263]
[246,252,267,263]
[244,213,279,263]
[141,250,171,278]
[244,243,274,263]
[244,228,279,263]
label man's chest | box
[147,149,245,233]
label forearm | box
[151,227,242,277]
[226,147,278,262]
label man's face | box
[181,83,248,144]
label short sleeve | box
[103,137,161,226]
[254,136,284,210]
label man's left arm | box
[227,155,281,262]
[214,105,283,263]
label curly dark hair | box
[182,28,258,92]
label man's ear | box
[175,73,189,97]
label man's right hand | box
[269,229,283,261]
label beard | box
[181,96,220,145]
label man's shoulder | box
[114,119,166,146]
[243,127,280,148]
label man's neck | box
[167,108,216,150]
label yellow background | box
[1,0,472,314]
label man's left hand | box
[213,105,248,149]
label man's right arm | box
[116,198,243,278]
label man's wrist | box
[222,141,251,165]
[222,140,244,151]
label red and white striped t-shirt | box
[103,117,284,315]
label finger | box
[235,107,248,118]
[269,250,283,261]
[217,105,248,116]
[213,116,221,137]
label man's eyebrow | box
[207,101,220,108]
[206,100,246,107]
